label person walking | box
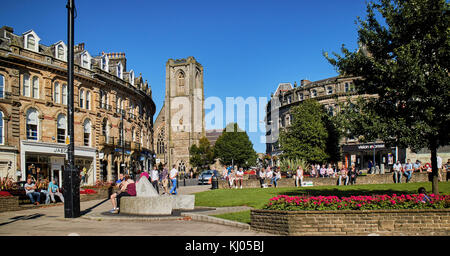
[161,165,169,194]
[169,164,178,195]
[150,166,160,195]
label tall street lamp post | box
[64,0,80,218]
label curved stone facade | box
[0,26,156,184]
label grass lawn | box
[197,182,450,223]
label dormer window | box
[23,30,40,52]
[129,70,134,85]
[57,45,64,59]
[117,62,123,79]
[101,54,109,71]
[82,54,89,69]
[27,35,35,50]
[53,41,67,61]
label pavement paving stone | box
[0,185,270,236]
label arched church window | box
[157,129,165,154]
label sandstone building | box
[153,57,205,172]
[0,26,156,184]
[266,75,450,170]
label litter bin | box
[211,176,218,189]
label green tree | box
[214,123,257,168]
[189,137,216,172]
[324,0,450,194]
[279,99,340,163]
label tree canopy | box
[189,137,216,172]
[214,123,257,168]
[324,0,450,194]
[279,99,341,164]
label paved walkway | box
[0,185,269,236]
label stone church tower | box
[153,57,205,172]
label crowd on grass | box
[219,157,450,189]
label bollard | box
[211,176,218,189]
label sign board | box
[301,181,314,187]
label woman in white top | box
[295,166,304,187]
[228,168,235,189]
[266,168,273,187]
[259,168,266,188]
[235,167,244,189]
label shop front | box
[341,142,406,172]
[20,140,97,185]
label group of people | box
[109,163,180,213]
[222,166,247,189]
[24,175,64,205]
[256,167,283,188]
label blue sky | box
[1,0,369,153]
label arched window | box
[86,91,91,110]
[23,74,30,97]
[32,76,39,99]
[178,161,186,173]
[26,108,39,140]
[311,89,317,98]
[102,119,109,142]
[298,92,303,101]
[132,126,136,142]
[83,119,91,146]
[344,82,350,92]
[27,35,35,50]
[157,129,165,154]
[0,74,4,99]
[327,86,333,95]
[177,71,185,95]
[56,114,66,143]
[62,84,67,105]
[195,71,201,88]
[79,89,84,108]
[54,82,60,103]
[0,111,4,145]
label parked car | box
[198,170,214,185]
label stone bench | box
[119,194,196,215]
[120,196,174,215]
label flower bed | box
[0,191,13,197]
[80,189,98,195]
[264,194,450,211]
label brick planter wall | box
[251,209,450,236]
[0,196,20,212]
[219,172,433,189]
[79,187,111,202]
